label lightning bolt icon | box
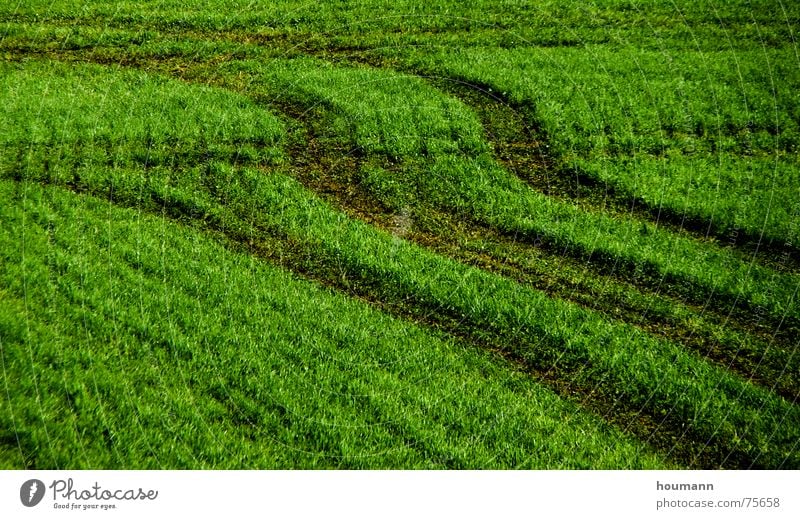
[28,482,37,504]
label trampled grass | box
[1,0,799,469]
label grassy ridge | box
[574,154,800,249]
[245,57,487,157]
[0,60,284,168]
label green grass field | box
[1,0,798,469]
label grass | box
[575,154,800,248]
[0,60,285,169]
[242,56,488,157]
[1,0,799,469]
[2,1,798,49]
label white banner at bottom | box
[2,470,797,518]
